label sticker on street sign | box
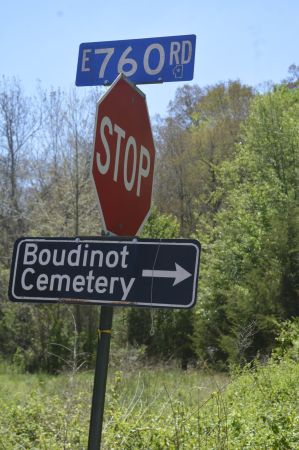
[9,237,201,309]
[76,34,196,86]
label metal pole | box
[88,306,114,450]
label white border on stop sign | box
[90,73,156,236]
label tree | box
[0,77,40,270]
[153,85,202,234]
[127,209,180,352]
[193,84,299,366]
[0,84,103,372]
[23,87,103,369]
[154,81,254,235]
[127,209,196,368]
[282,63,299,88]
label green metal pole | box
[88,306,114,450]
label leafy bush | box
[0,324,298,449]
[101,358,299,449]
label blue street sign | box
[9,237,201,309]
[76,35,196,86]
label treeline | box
[0,65,298,372]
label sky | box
[0,0,298,118]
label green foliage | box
[128,207,180,354]
[194,84,299,366]
[1,344,298,449]
[0,303,97,373]
[99,351,299,449]
[0,80,101,373]
[141,207,180,239]
[0,370,90,448]
[155,81,254,235]
[272,318,299,360]
[0,71,298,374]
[128,209,196,367]
[224,359,299,449]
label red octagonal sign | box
[92,74,156,236]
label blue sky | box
[0,0,298,117]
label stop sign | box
[92,74,156,236]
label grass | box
[0,361,228,449]
[0,355,298,449]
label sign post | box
[8,33,198,448]
[9,235,201,450]
[88,231,114,450]
[88,305,113,449]
[9,234,200,447]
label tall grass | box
[0,354,298,449]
